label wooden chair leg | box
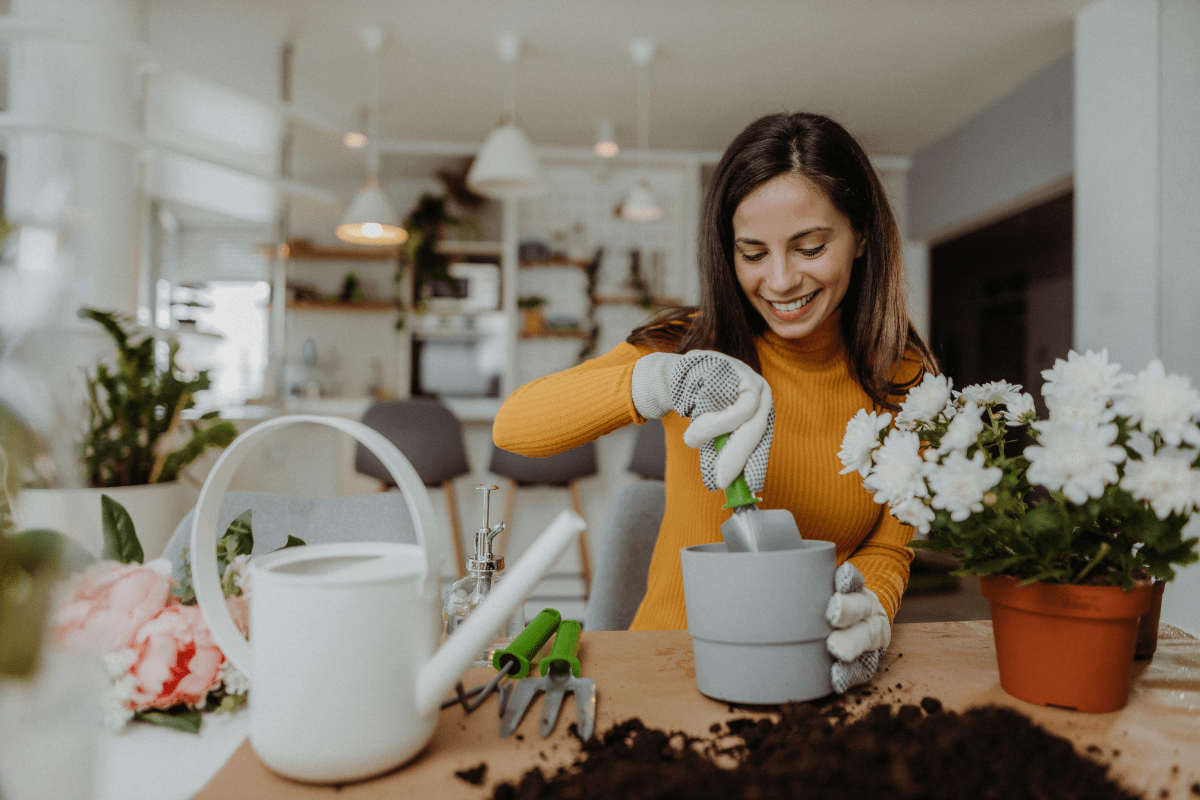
[442,480,466,578]
[568,480,592,597]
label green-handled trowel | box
[714,433,804,552]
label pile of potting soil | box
[484,697,1141,800]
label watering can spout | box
[414,509,586,716]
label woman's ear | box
[855,233,867,259]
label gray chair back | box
[161,490,418,583]
[356,398,470,487]
[487,440,598,486]
[582,480,665,631]
[627,418,666,480]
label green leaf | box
[214,693,247,714]
[100,494,143,564]
[283,535,306,549]
[135,707,203,734]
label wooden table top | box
[194,621,1200,800]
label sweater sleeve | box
[846,506,915,623]
[493,342,653,456]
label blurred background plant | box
[77,308,237,488]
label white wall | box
[907,54,1074,244]
[1075,0,1200,636]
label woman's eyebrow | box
[734,226,834,246]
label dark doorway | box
[929,192,1073,413]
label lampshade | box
[466,122,546,199]
[619,178,662,221]
[336,178,407,245]
[594,119,619,158]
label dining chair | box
[583,419,667,631]
[488,439,598,597]
[355,398,471,577]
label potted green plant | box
[840,349,1200,712]
[14,309,237,560]
[517,295,548,336]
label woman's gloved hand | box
[631,350,773,491]
[825,563,890,693]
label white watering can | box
[190,415,584,783]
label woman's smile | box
[732,173,864,340]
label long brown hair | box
[628,111,936,409]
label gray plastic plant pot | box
[681,540,836,704]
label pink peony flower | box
[54,561,173,652]
[127,604,225,711]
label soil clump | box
[490,697,1140,800]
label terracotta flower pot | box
[979,575,1153,713]
[1134,579,1167,660]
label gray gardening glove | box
[632,350,774,491]
[826,562,890,694]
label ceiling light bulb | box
[343,131,367,149]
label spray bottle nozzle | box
[470,484,505,570]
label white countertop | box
[203,396,503,424]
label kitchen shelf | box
[285,299,397,312]
[437,240,503,258]
[593,294,684,307]
[274,239,401,261]
[520,257,593,269]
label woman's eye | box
[740,251,767,263]
[799,245,827,258]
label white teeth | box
[770,291,818,312]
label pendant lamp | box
[594,119,619,158]
[619,38,662,222]
[467,33,546,199]
[337,26,406,246]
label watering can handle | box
[189,414,440,678]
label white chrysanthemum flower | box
[1025,421,1127,505]
[1114,359,1200,448]
[101,674,137,731]
[890,495,935,534]
[896,373,953,429]
[1000,391,1037,426]
[960,381,1020,406]
[220,661,252,696]
[927,451,1003,522]
[938,401,984,454]
[1041,349,1124,401]
[838,409,893,478]
[1121,450,1200,520]
[224,553,252,593]
[863,430,927,506]
[1045,387,1115,425]
[102,647,138,679]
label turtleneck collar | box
[758,308,846,363]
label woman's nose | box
[763,251,797,290]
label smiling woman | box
[493,111,938,697]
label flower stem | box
[1074,542,1110,583]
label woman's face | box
[731,173,864,340]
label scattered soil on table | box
[455,763,487,785]
[489,695,1141,800]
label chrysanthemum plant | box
[839,350,1200,589]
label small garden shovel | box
[499,619,596,741]
[715,433,803,552]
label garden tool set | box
[714,433,803,552]
[500,619,596,741]
[443,611,597,742]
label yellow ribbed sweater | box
[492,312,916,630]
